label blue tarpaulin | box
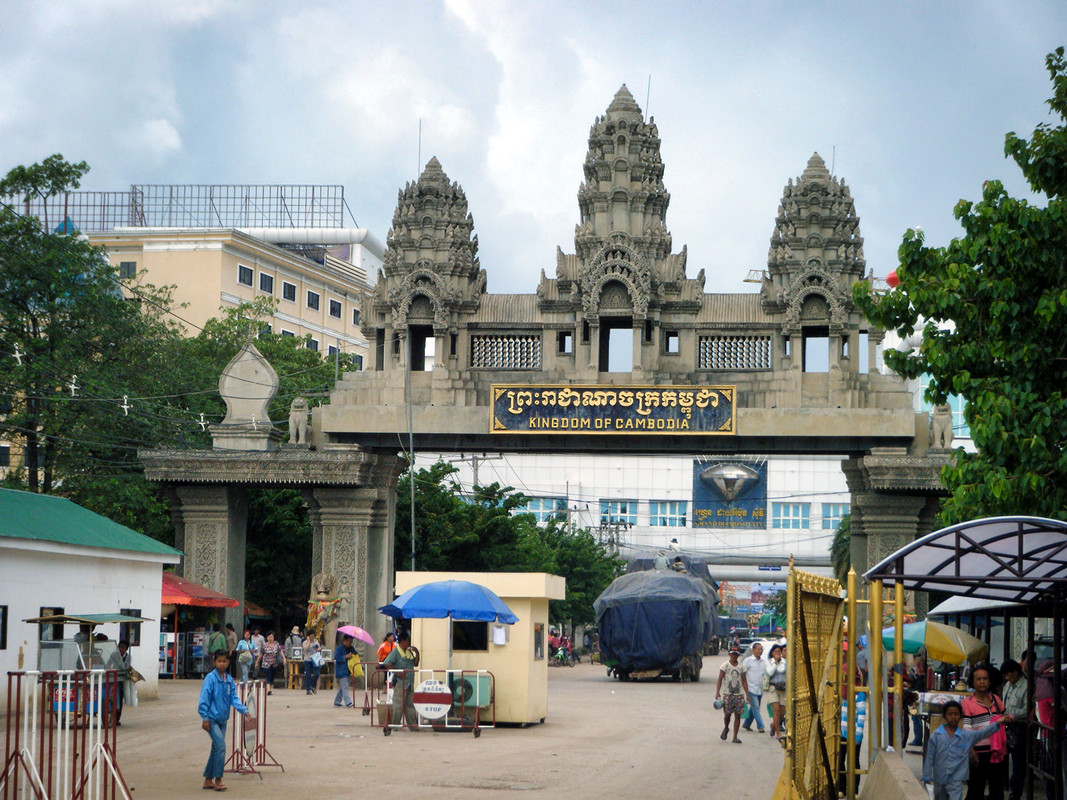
[594,570,715,672]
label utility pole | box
[450,454,504,491]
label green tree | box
[830,514,851,587]
[765,589,787,622]
[395,461,622,634]
[535,520,624,635]
[0,155,186,492]
[853,48,1067,525]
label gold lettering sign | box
[490,384,735,435]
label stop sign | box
[412,679,453,720]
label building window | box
[664,331,680,354]
[282,282,297,302]
[307,291,320,311]
[327,345,338,356]
[822,503,849,530]
[119,608,142,647]
[308,338,319,352]
[0,605,7,650]
[649,500,687,527]
[521,497,567,525]
[259,273,274,294]
[772,502,810,530]
[600,499,637,526]
[558,331,573,355]
[281,330,295,337]
[0,445,9,467]
[354,354,364,370]
[39,606,64,641]
[352,309,360,326]
[329,299,342,318]
[118,261,136,279]
[258,323,271,337]
[238,265,253,286]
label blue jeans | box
[238,657,251,683]
[743,692,765,730]
[304,660,320,692]
[334,675,351,706]
[203,720,227,780]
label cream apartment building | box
[90,227,381,364]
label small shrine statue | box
[288,397,309,444]
[306,572,345,646]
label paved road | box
[117,662,785,799]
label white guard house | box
[0,488,181,705]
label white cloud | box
[119,119,183,162]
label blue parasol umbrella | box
[379,580,519,669]
[379,580,519,623]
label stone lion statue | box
[288,397,309,444]
[930,403,954,450]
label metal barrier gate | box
[225,679,282,777]
[366,669,495,737]
[2,670,129,800]
[773,567,845,800]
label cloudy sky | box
[1,1,1063,294]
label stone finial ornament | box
[210,341,283,451]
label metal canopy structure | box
[864,516,1067,604]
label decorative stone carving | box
[376,156,486,335]
[930,404,954,450]
[210,341,283,451]
[288,397,309,445]
[762,152,865,319]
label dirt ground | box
[115,662,790,799]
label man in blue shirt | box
[923,700,1014,800]
[333,634,356,707]
[198,652,249,792]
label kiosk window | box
[0,605,7,650]
[533,623,544,660]
[451,621,488,651]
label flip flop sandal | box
[214,785,228,792]
[721,728,729,740]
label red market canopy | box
[161,572,239,608]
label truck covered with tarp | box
[593,568,717,681]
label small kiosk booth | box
[394,572,565,725]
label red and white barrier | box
[224,680,282,777]
[2,670,129,800]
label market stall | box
[160,572,239,678]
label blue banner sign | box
[490,385,735,435]
[691,459,767,529]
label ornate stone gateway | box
[142,85,952,637]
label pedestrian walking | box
[1000,659,1028,800]
[303,632,322,695]
[255,631,285,695]
[235,629,255,683]
[961,665,1007,800]
[250,627,265,678]
[923,700,1013,800]
[716,646,749,744]
[198,652,249,792]
[333,634,356,708]
[741,641,767,734]
[767,643,787,740]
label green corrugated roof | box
[0,488,181,557]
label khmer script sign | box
[490,385,736,435]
